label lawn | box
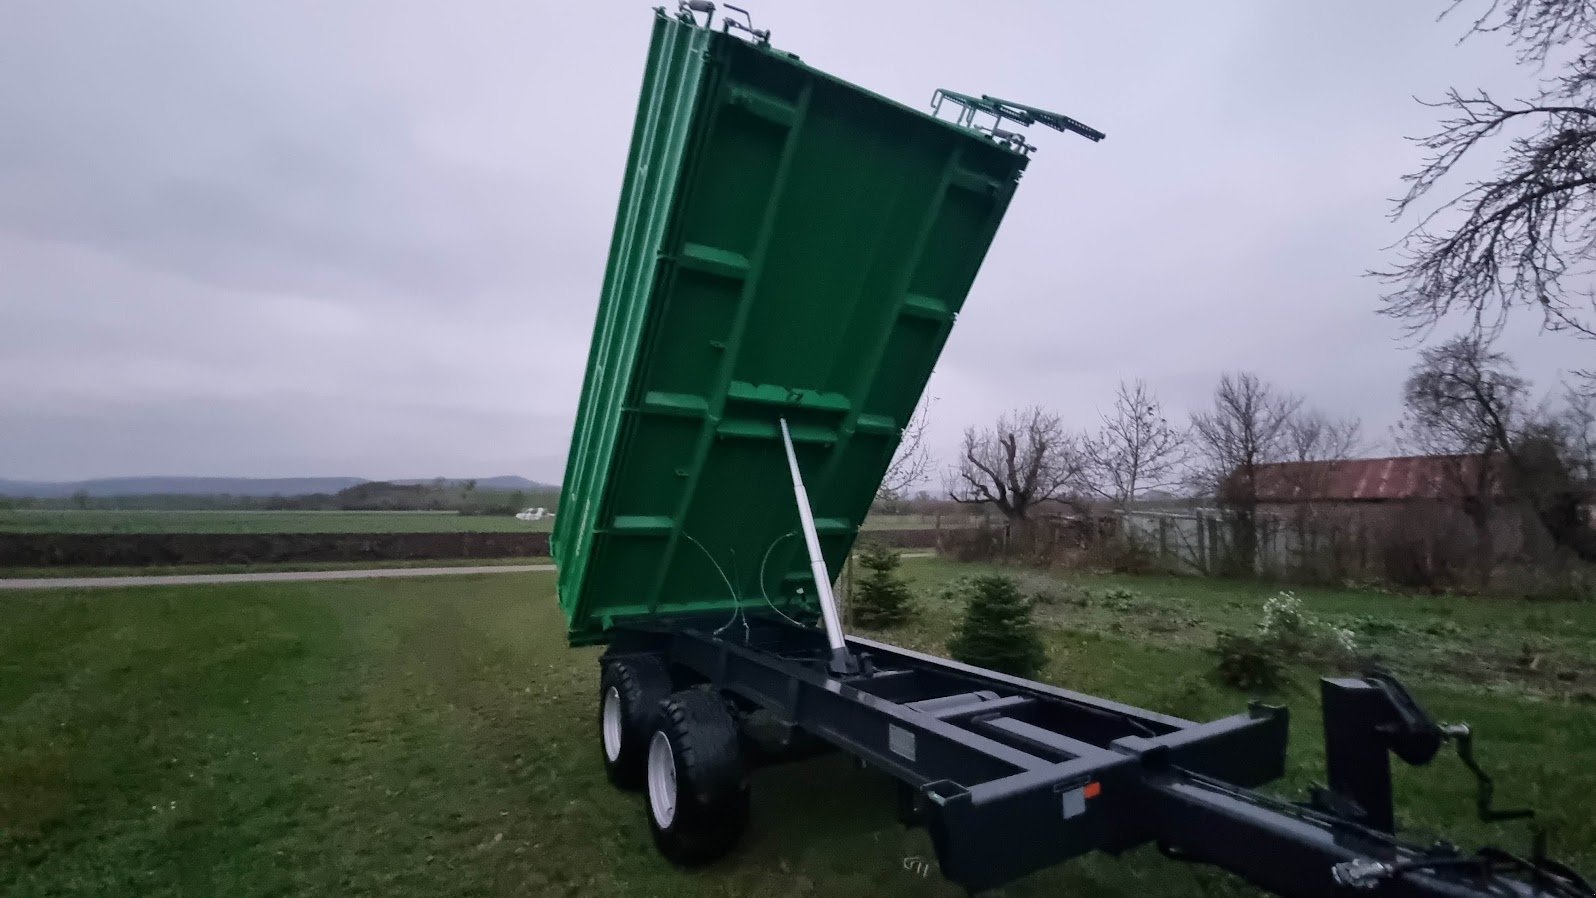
[881,559,1596,702]
[2,561,1592,897]
[0,510,547,534]
[0,557,550,580]
[0,510,944,535]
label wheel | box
[644,688,750,866]
[598,654,672,790]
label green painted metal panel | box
[553,9,1030,645]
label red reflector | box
[1083,781,1102,799]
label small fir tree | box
[851,542,915,628]
[947,575,1047,678]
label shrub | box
[1348,614,1409,637]
[1259,591,1357,657]
[1376,505,1476,591]
[1095,586,1141,611]
[948,575,1047,678]
[938,526,1007,562]
[1214,632,1287,691]
[851,543,915,628]
[1500,564,1595,603]
[1422,619,1463,638]
[1212,591,1357,691]
[1093,537,1158,574]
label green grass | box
[0,558,551,579]
[873,559,1596,701]
[2,562,1591,897]
[0,510,949,535]
[0,509,549,534]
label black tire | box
[644,688,750,867]
[598,654,672,790]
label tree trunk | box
[1467,504,1494,589]
[1230,505,1258,576]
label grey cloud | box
[1,1,1590,483]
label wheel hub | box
[601,686,623,762]
[647,730,677,828]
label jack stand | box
[1320,672,1443,832]
[1320,671,1533,835]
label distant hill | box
[0,476,551,499]
[390,476,546,491]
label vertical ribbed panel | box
[555,12,1029,645]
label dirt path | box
[0,564,555,591]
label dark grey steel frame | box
[607,614,1579,897]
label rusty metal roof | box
[1248,454,1501,503]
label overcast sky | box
[1,1,1589,484]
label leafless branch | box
[1557,379,1596,479]
[1444,0,1596,65]
[1083,379,1189,508]
[946,406,1088,521]
[1275,409,1364,508]
[1398,335,1526,459]
[877,396,933,501]
[1378,3,1596,343]
[1188,372,1302,572]
[1188,372,1302,501]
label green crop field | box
[3,560,1592,896]
[0,557,551,580]
[0,510,949,535]
[0,509,548,534]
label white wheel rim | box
[601,687,623,762]
[647,730,677,829]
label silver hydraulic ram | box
[778,418,857,674]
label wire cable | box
[758,530,809,629]
[682,532,743,637]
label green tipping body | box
[553,10,1029,645]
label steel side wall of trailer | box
[553,10,1030,645]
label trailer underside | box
[601,614,1586,897]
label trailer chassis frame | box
[605,614,1587,897]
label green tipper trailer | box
[552,7,1081,645]
[547,9,1587,897]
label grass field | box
[2,561,1592,896]
[0,510,546,534]
[0,557,551,580]
[0,510,949,535]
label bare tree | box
[1083,380,1189,509]
[1399,336,1524,459]
[1513,415,1596,562]
[948,406,1087,522]
[1397,336,1527,583]
[1288,412,1361,463]
[1280,410,1364,576]
[1189,372,1303,573]
[877,397,933,504]
[1278,410,1365,501]
[1376,0,1596,382]
[1562,381,1596,482]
